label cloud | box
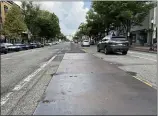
[14,1,89,36]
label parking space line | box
[133,76,153,88]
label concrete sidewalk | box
[129,46,157,54]
[34,53,156,115]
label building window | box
[4,5,8,13]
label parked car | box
[81,40,90,47]
[44,42,52,46]
[36,42,42,48]
[97,35,129,55]
[153,43,157,51]
[52,42,57,45]
[90,39,95,45]
[14,43,29,50]
[29,43,37,49]
[41,44,44,47]
[5,43,22,52]
[74,40,78,43]
[0,43,8,54]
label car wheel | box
[4,51,7,54]
[122,51,127,55]
[97,46,100,52]
[104,47,109,55]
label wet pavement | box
[34,52,157,115]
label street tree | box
[21,1,61,43]
[113,2,154,39]
[3,5,27,42]
[36,10,60,42]
[86,8,108,38]
[92,1,154,43]
[21,1,41,41]
[57,33,67,41]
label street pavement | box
[1,42,157,115]
[81,45,157,89]
[1,42,70,115]
[34,43,157,115]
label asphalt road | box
[34,44,156,115]
[81,45,157,89]
[1,43,65,95]
[1,42,70,115]
[1,42,157,115]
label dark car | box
[90,39,95,45]
[28,43,37,49]
[14,43,29,50]
[36,42,41,48]
[41,43,44,47]
[0,43,8,54]
[97,35,129,55]
[5,43,22,52]
[36,42,44,48]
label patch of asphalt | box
[1,54,64,115]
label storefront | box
[131,29,148,46]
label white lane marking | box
[1,55,57,106]
[1,92,13,106]
[13,55,57,91]
[129,55,157,62]
[128,51,156,57]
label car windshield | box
[84,40,89,42]
[111,37,127,41]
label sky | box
[15,1,91,36]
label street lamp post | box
[149,19,154,51]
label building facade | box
[130,3,157,46]
[0,1,16,31]
[0,1,24,43]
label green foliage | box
[36,10,60,39]
[21,1,41,36]
[78,23,91,36]
[21,1,61,41]
[92,1,154,35]
[3,5,27,39]
[57,33,67,40]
